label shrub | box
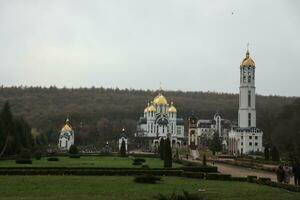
[16,148,32,164]
[69,145,79,154]
[47,157,59,161]
[134,158,146,163]
[120,140,126,157]
[142,164,149,169]
[247,175,257,182]
[181,166,218,173]
[258,177,271,183]
[164,138,172,168]
[156,191,205,200]
[134,174,161,184]
[132,161,142,165]
[202,154,207,166]
[206,173,232,180]
[34,150,42,160]
[15,159,32,164]
[19,148,31,160]
[182,172,205,179]
[69,154,80,158]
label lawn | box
[0,156,182,168]
[0,176,299,200]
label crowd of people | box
[277,162,300,186]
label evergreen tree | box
[264,146,270,160]
[164,138,172,168]
[202,154,207,166]
[209,132,222,155]
[271,146,279,161]
[0,101,14,157]
[159,138,165,160]
[120,140,126,157]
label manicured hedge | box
[15,159,32,164]
[133,158,146,163]
[69,154,80,159]
[231,177,248,182]
[206,173,232,180]
[134,174,161,183]
[181,166,218,173]
[47,157,59,161]
[182,172,205,179]
[0,169,183,176]
[247,175,258,182]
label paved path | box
[184,159,295,184]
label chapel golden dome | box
[61,124,72,132]
[144,103,150,112]
[240,50,255,67]
[61,118,73,132]
[168,102,177,113]
[153,93,168,105]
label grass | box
[0,156,182,168]
[0,176,299,200]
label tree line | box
[0,86,299,160]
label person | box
[276,165,284,183]
[283,164,292,184]
[292,162,300,186]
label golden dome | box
[61,118,73,132]
[240,51,255,67]
[148,105,156,112]
[153,93,168,105]
[144,103,150,112]
[168,103,177,113]
[61,124,72,132]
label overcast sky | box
[0,0,299,96]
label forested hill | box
[0,86,296,145]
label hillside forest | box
[0,86,299,160]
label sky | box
[0,0,299,96]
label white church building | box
[228,49,263,155]
[58,118,75,150]
[135,93,185,150]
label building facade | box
[58,118,75,150]
[228,50,263,155]
[197,113,231,150]
[135,93,185,150]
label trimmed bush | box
[47,157,59,161]
[134,158,146,163]
[258,177,271,183]
[247,175,257,182]
[156,191,205,200]
[142,164,149,169]
[16,148,32,164]
[206,173,232,180]
[69,145,79,154]
[181,166,218,173]
[182,172,205,179]
[231,177,248,182]
[69,154,80,159]
[134,174,161,184]
[15,159,32,164]
[132,161,142,165]
[34,150,42,160]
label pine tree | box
[164,138,172,168]
[209,132,222,155]
[202,154,207,166]
[120,140,126,157]
[0,101,14,157]
[159,138,165,160]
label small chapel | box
[58,118,75,150]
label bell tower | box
[238,47,257,128]
[188,114,198,150]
